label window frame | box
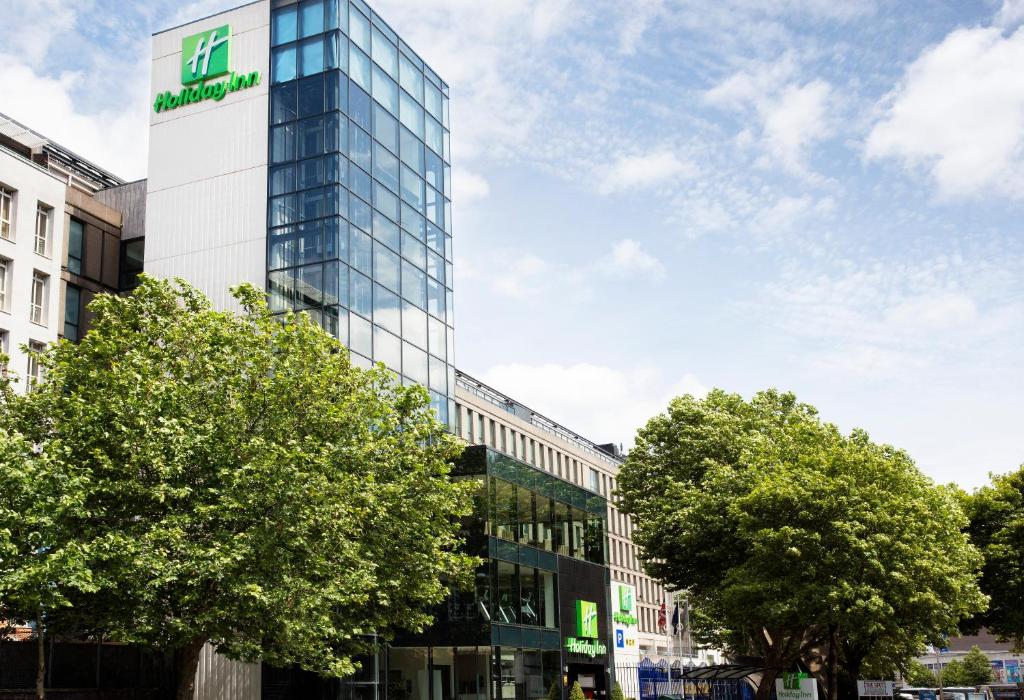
[30,271,48,326]
[67,217,85,275]
[0,186,13,240]
[0,257,9,312]
[34,204,51,257]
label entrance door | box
[567,664,606,700]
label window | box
[30,271,48,325]
[119,239,144,290]
[0,329,8,370]
[0,186,12,239]
[64,284,81,341]
[67,217,84,275]
[476,413,484,444]
[27,340,45,388]
[0,258,8,312]
[35,204,51,257]
[589,468,600,493]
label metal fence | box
[614,661,762,700]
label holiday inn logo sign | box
[565,600,607,658]
[153,24,261,113]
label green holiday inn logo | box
[618,586,634,613]
[576,600,598,639]
[153,23,261,114]
[182,25,231,84]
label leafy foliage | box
[903,660,937,688]
[0,277,476,699]
[616,389,986,700]
[568,682,586,700]
[940,647,993,687]
[611,681,625,700]
[965,466,1024,650]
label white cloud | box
[706,57,833,178]
[2,0,76,64]
[452,167,491,205]
[0,55,151,179]
[598,149,696,194]
[479,362,707,447]
[754,253,1024,376]
[996,0,1024,29]
[865,25,1024,199]
[597,239,666,280]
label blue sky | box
[3,0,1023,489]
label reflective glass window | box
[334,262,349,307]
[349,7,370,50]
[400,127,423,174]
[373,325,401,371]
[349,82,371,131]
[428,315,446,360]
[349,312,372,356]
[399,90,424,138]
[296,220,323,265]
[425,185,440,225]
[400,166,425,212]
[425,115,443,156]
[350,192,371,231]
[325,31,340,70]
[297,116,324,159]
[373,211,400,250]
[402,301,427,349]
[326,0,339,31]
[349,124,371,172]
[299,187,328,220]
[268,269,294,312]
[270,164,296,196]
[424,149,442,191]
[350,269,372,318]
[401,204,425,241]
[402,232,425,269]
[295,263,323,309]
[402,341,428,384]
[328,70,347,112]
[269,225,296,270]
[349,45,370,90]
[351,163,371,202]
[373,284,401,335]
[429,354,446,394]
[332,117,347,155]
[372,66,398,115]
[273,6,297,45]
[371,27,398,79]
[272,45,297,84]
[269,194,297,227]
[350,226,372,274]
[373,182,399,222]
[427,276,444,319]
[402,260,426,308]
[299,37,325,77]
[272,83,298,124]
[373,243,400,292]
[373,143,400,192]
[426,248,444,284]
[337,0,349,33]
[399,53,423,102]
[425,80,442,122]
[426,223,443,256]
[299,0,324,38]
[326,216,348,262]
[373,104,399,153]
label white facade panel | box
[0,149,69,392]
[146,0,270,312]
[193,643,261,700]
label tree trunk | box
[827,625,839,700]
[35,614,45,700]
[839,654,862,700]
[756,669,780,700]
[175,636,208,700]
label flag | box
[671,602,680,635]
[658,602,667,633]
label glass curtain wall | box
[268,0,455,422]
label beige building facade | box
[454,370,677,660]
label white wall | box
[145,0,270,312]
[0,148,68,392]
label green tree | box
[548,680,563,700]
[956,647,993,686]
[903,660,936,687]
[616,390,986,700]
[965,467,1024,650]
[569,682,586,700]
[611,681,625,700]
[940,659,967,686]
[0,277,476,700]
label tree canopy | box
[965,466,1024,650]
[616,389,986,700]
[940,647,993,687]
[0,277,476,700]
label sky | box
[3,0,1023,490]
